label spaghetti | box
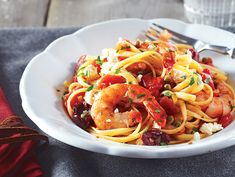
[63,32,235,146]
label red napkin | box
[0,88,48,177]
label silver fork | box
[146,23,235,59]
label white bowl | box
[20,18,235,158]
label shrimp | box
[126,62,148,74]
[205,82,234,118]
[91,84,135,130]
[91,84,167,130]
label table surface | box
[0,0,187,27]
[0,1,234,177]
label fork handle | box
[203,44,234,58]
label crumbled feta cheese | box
[100,48,118,75]
[84,90,95,105]
[100,62,114,75]
[102,48,117,61]
[152,121,161,129]
[81,110,88,118]
[114,108,119,113]
[172,69,187,83]
[200,122,223,135]
[193,132,200,142]
[106,119,111,123]
[137,74,143,83]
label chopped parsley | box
[181,75,187,79]
[173,121,181,127]
[230,102,235,111]
[191,127,198,134]
[96,56,103,65]
[205,77,210,84]
[231,105,235,111]
[77,66,86,76]
[128,97,133,104]
[77,66,85,73]
[85,70,90,77]
[137,93,146,99]
[155,109,161,113]
[189,77,195,86]
[78,72,85,77]
[163,91,172,97]
[115,68,121,74]
[167,116,174,125]
[87,85,95,92]
[128,81,132,84]
[137,71,144,75]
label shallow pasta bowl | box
[19,18,235,158]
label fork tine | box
[152,23,196,43]
[147,27,188,44]
[145,31,158,41]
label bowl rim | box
[19,18,235,158]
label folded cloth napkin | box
[0,88,48,177]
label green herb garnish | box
[181,75,187,79]
[173,121,181,127]
[137,94,146,99]
[87,85,94,92]
[191,127,198,134]
[128,97,133,104]
[77,66,85,72]
[189,77,195,86]
[85,70,90,77]
[96,56,103,65]
[167,116,174,125]
[128,81,132,84]
[230,102,235,111]
[163,91,172,97]
[115,68,121,74]
[78,72,85,77]
[205,77,210,84]
[137,71,144,75]
[155,109,161,113]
